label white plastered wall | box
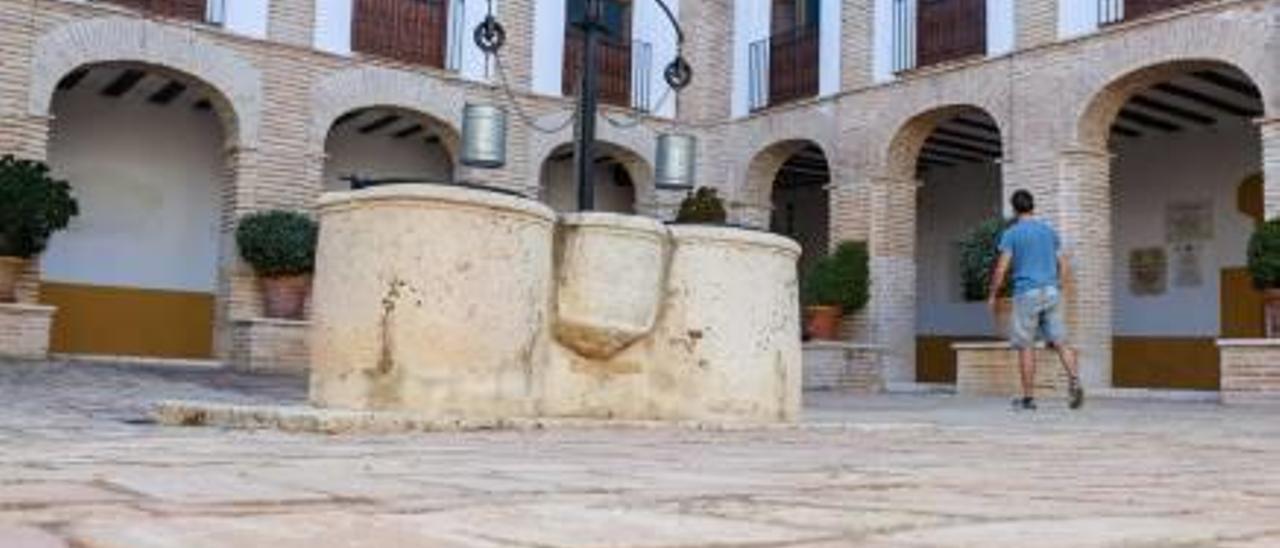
[322,123,454,191]
[1110,118,1261,336]
[541,156,637,213]
[43,89,223,293]
[731,0,771,118]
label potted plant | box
[959,217,1013,336]
[236,210,318,319]
[801,241,870,340]
[0,155,78,302]
[674,187,728,224]
[1247,218,1280,337]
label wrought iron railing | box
[747,25,819,112]
[353,0,451,69]
[563,32,650,109]
[891,0,917,73]
[99,0,220,24]
[1099,0,1203,25]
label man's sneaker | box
[1011,397,1037,411]
[1068,378,1085,410]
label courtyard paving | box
[0,360,1278,547]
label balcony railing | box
[98,0,222,24]
[893,0,985,72]
[353,0,451,69]
[1099,0,1203,25]
[563,32,651,109]
[747,25,820,112]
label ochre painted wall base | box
[40,282,214,359]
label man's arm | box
[988,252,1012,308]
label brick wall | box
[1015,0,1058,50]
[1218,341,1280,404]
[0,303,54,359]
[230,318,310,372]
[268,0,316,47]
[802,341,883,392]
[955,343,1066,397]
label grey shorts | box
[1011,286,1067,349]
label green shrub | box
[959,217,1012,301]
[0,155,79,258]
[1248,218,1280,289]
[801,241,870,313]
[235,210,318,277]
[674,187,727,224]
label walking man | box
[988,190,1085,410]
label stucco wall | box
[43,80,223,293]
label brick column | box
[1260,118,1280,218]
[1015,0,1058,50]
[1056,147,1113,389]
[267,0,317,47]
[841,0,874,91]
[498,0,536,91]
[0,113,49,160]
[868,174,916,383]
[677,0,733,122]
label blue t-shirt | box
[997,218,1061,296]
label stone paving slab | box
[2,362,1280,547]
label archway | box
[322,107,457,191]
[751,141,831,279]
[538,142,648,214]
[40,62,236,359]
[890,107,1005,384]
[1084,62,1265,390]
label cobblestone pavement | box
[1,361,1279,547]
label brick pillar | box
[498,0,536,91]
[868,174,916,383]
[677,0,733,122]
[268,0,317,47]
[1056,147,1112,389]
[841,0,874,91]
[0,113,49,160]
[1261,118,1280,218]
[830,174,873,343]
[1015,0,1058,50]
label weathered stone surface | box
[0,526,66,548]
[5,364,1280,547]
[308,185,556,418]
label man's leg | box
[1045,289,1084,409]
[1018,347,1037,400]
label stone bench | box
[231,318,310,373]
[1217,339,1280,405]
[953,341,1067,397]
[802,342,883,393]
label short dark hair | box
[1011,190,1035,214]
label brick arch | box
[536,139,654,204]
[741,139,831,209]
[529,121,659,196]
[883,104,1002,182]
[29,17,262,149]
[312,67,465,159]
[1075,59,1270,151]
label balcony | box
[1100,0,1205,24]
[353,0,463,70]
[892,0,986,72]
[748,25,820,112]
[98,0,223,24]
[563,32,652,110]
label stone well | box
[309,185,802,423]
[309,185,556,418]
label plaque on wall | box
[1166,200,1213,243]
[1130,247,1167,296]
[1172,243,1203,288]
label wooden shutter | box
[353,0,449,68]
[916,0,986,68]
[561,0,633,108]
[100,0,207,22]
[768,26,819,107]
[1124,0,1199,21]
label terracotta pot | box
[991,297,1013,339]
[0,256,25,303]
[805,305,842,341]
[1265,290,1280,338]
[260,274,312,319]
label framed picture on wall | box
[1130,247,1167,297]
[1166,200,1213,243]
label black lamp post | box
[471,0,691,211]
